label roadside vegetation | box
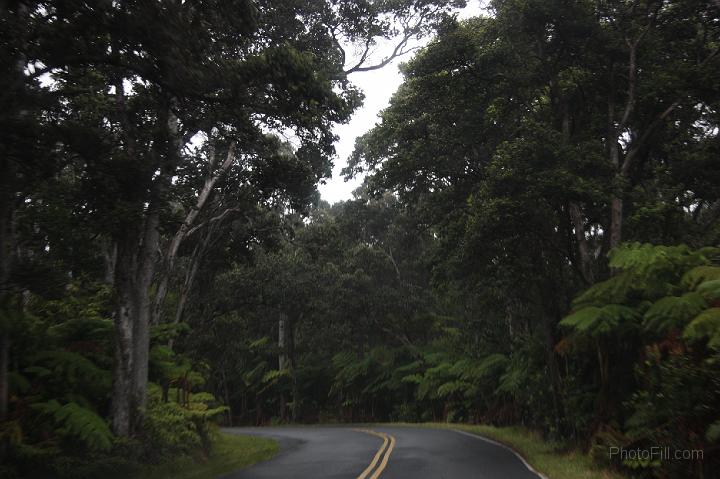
[424,423,626,479]
[1,1,719,479]
[137,433,278,479]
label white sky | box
[318,1,487,204]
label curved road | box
[221,426,543,479]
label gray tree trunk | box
[111,227,139,436]
[153,141,235,325]
[110,103,176,436]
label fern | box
[609,243,714,277]
[32,400,113,451]
[475,354,509,378]
[697,279,720,302]
[643,292,707,334]
[436,380,470,398]
[683,308,720,349]
[707,421,720,442]
[27,350,111,398]
[572,272,638,308]
[449,355,508,381]
[496,362,526,395]
[561,304,640,337]
[262,368,290,384]
[682,265,720,290]
[248,337,270,349]
[401,373,424,385]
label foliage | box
[1,1,719,478]
[561,244,720,477]
[31,400,113,451]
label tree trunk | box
[278,312,287,421]
[111,226,139,436]
[102,239,117,286]
[609,195,623,250]
[289,318,298,422]
[153,142,235,325]
[569,202,595,284]
[110,101,176,436]
[111,186,165,436]
[167,225,214,350]
[278,312,287,371]
[560,99,595,284]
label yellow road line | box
[353,429,393,479]
[369,432,395,479]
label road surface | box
[220,426,543,479]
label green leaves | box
[681,265,720,290]
[32,400,113,451]
[683,308,720,349]
[643,292,707,334]
[561,304,640,337]
[697,279,720,303]
[565,244,720,345]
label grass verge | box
[137,432,278,479]
[400,423,625,479]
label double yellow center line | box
[354,429,396,479]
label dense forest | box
[1,0,719,478]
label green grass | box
[137,433,278,479]
[391,423,626,479]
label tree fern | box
[496,361,527,395]
[262,368,290,384]
[561,304,640,337]
[697,279,720,302]
[707,421,720,442]
[436,380,471,399]
[609,243,714,277]
[27,350,111,397]
[32,400,113,451]
[681,265,720,290]
[643,292,707,334]
[572,272,638,308]
[683,308,720,349]
[475,354,510,379]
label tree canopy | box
[1,1,719,478]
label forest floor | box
[137,432,278,479]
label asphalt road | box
[220,426,543,479]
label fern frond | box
[682,266,720,290]
[496,363,526,395]
[609,243,704,274]
[436,380,470,398]
[561,304,639,337]
[572,272,637,308]
[401,373,424,384]
[450,354,508,381]
[697,279,720,302]
[30,350,111,392]
[707,421,720,442]
[248,337,270,350]
[32,400,113,451]
[683,308,720,349]
[262,369,290,384]
[643,292,707,334]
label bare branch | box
[185,207,244,237]
[344,30,416,74]
[152,141,237,324]
[341,7,441,75]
